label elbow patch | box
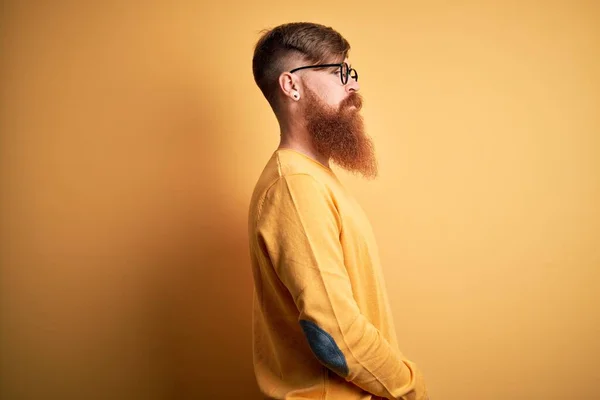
[299,320,349,377]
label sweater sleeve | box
[256,174,428,400]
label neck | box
[278,126,331,169]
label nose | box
[346,77,360,92]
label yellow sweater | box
[247,148,428,400]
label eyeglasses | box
[289,62,358,85]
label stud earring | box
[292,91,300,100]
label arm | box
[257,174,428,400]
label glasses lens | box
[341,63,349,84]
[350,68,358,82]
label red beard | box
[303,87,378,179]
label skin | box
[274,56,378,179]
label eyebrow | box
[318,65,341,72]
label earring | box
[292,91,300,100]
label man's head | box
[252,22,377,179]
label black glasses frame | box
[289,62,358,85]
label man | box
[247,22,429,399]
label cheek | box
[311,77,344,107]
[322,90,345,109]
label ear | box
[278,72,301,101]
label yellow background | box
[1,1,598,399]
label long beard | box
[303,88,378,180]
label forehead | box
[321,55,349,65]
[325,57,351,67]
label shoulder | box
[264,173,330,202]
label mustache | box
[340,92,363,111]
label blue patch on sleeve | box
[299,319,349,377]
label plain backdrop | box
[1,1,599,399]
